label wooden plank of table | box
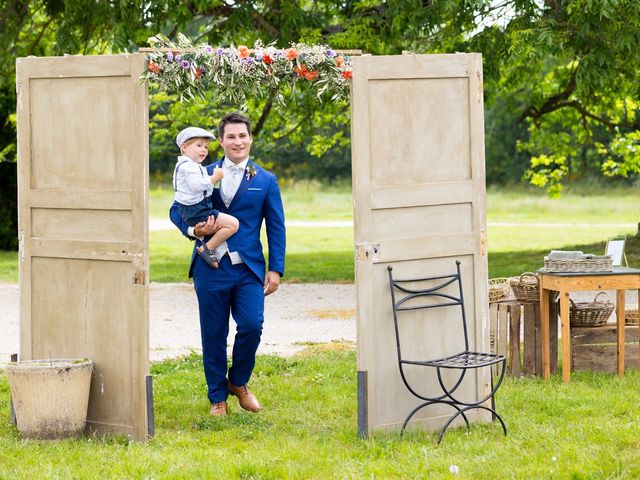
[489,302,498,354]
[616,289,625,376]
[509,304,521,377]
[540,286,551,379]
[498,305,508,357]
[549,301,558,374]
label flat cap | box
[176,126,215,148]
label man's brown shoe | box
[210,401,227,416]
[228,382,261,412]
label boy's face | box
[181,138,210,163]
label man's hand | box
[194,215,220,237]
[263,271,281,296]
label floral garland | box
[141,33,353,105]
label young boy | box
[173,126,239,268]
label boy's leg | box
[204,212,239,252]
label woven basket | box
[488,278,510,303]
[542,255,613,273]
[625,305,639,325]
[509,272,559,303]
[570,292,614,327]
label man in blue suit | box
[170,112,286,416]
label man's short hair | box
[218,112,252,139]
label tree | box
[460,0,640,194]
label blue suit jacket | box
[169,158,286,281]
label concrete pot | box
[6,359,93,439]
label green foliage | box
[3,1,640,192]
[467,0,640,192]
[0,163,17,250]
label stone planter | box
[6,359,93,439]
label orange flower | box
[304,70,319,81]
[335,56,345,68]
[285,48,298,60]
[341,70,353,80]
[238,45,249,58]
[293,64,308,77]
[148,62,161,73]
[195,68,202,78]
[263,54,273,64]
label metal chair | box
[387,260,507,443]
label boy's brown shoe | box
[228,382,261,412]
[210,401,227,416]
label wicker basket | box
[509,272,559,303]
[542,255,613,273]
[625,305,639,325]
[488,278,510,303]
[570,292,614,327]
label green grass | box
[151,227,354,283]
[1,186,639,283]
[150,179,353,221]
[1,348,638,478]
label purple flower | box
[275,50,284,57]
[181,60,190,69]
[216,47,225,55]
[175,54,182,62]
[166,51,174,62]
[255,51,263,61]
[204,45,213,53]
[245,57,255,65]
[199,66,206,74]
[326,49,336,58]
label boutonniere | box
[245,165,257,180]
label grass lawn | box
[1,347,638,478]
[1,185,639,283]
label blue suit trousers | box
[193,254,264,403]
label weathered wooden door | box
[351,53,490,434]
[16,54,150,440]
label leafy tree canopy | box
[1,0,639,192]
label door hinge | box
[355,243,380,261]
[133,271,146,285]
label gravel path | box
[0,282,356,362]
[1,282,636,364]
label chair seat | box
[403,350,506,369]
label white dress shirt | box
[173,156,213,205]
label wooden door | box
[16,54,150,440]
[351,53,490,434]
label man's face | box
[219,122,252,164]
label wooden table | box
[539,267,640,383]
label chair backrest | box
[388,260,470,361]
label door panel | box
[352,54,489,433]
[16,54,149,440]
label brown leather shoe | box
[228,382,261,412]
[210,401,227,416]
